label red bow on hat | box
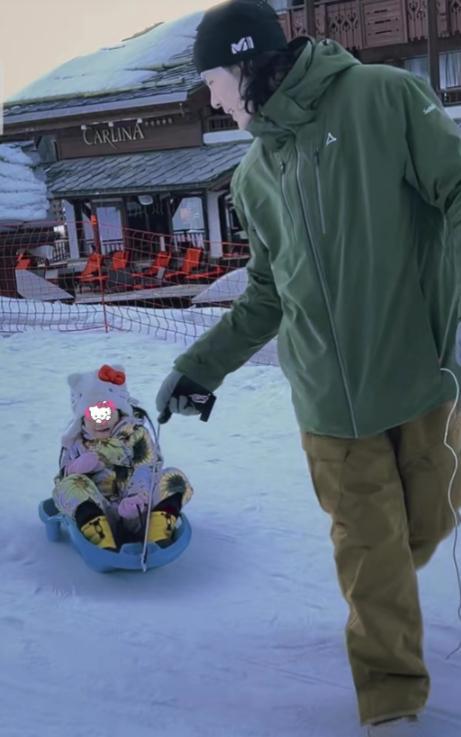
[98,364,126,385]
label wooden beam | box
[304,0,317,36]
[3,103,194,136]
[356,35,458,64]
[427,0,441,97]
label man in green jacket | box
[156,1,461,733]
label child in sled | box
[52,364,193,551]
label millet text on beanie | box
[193,0,288,74]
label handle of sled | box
[158,393,216,425]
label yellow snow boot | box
[147,510,177,547]
[81,515,117,550]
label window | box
[404,51,461,89]
[267,0,290,11]
[95,202,124,253]
[172,197,205,233]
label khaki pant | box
[302,402,461,725]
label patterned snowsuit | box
[53,413,193,541]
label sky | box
[0,0,219,99]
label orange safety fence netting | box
[0,221,278,366]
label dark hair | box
[238,41,305,115]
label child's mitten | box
[66,451,102,475]
[118,492,149,519]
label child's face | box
[83,401,120,439]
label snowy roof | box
[4,63,200,125]
[6,12,203,108]
[45,142,251,197]
[0,143,49,222]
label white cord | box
[439,368,461,659]
[140,421,163,572]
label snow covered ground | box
[1,328,461,737]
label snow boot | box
[367,713,460,737]
[76,502,117,550]
[80,515,117,550]
[147,510,177,547]
[367,716,418,736]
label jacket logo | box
[231,36,255,54]
[325,132,337,146]
[423,103,437,115]
[190,393,210,405]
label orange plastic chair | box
[111,250,130,270]
[131,252,172,289]
[186,264,225,282]
[135,252,171,277]
[163,247,202,282]
[76,252,107,291]
[15,256,33,270]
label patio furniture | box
[76,251,107,292]
[163,247,202,283]
[131,252,172,290]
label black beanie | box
[193,0,288,74]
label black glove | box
[156,370,216,424]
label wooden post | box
[427,0,441,97]
[206,191,224,259]
[304,0,317,37]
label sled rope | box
[141,419,163,572]
[440,367,461,660]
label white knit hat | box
[62,364,139,447]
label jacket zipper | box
[295,143,358,437]
[314,151,327,236]
[280,159,296,233]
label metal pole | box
[304,0,317,37]
[427,0,441,97]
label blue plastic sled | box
[38,498,192,573]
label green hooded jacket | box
[175,39,461,437]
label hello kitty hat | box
[61,364,139,447]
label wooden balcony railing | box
[205,115,239,133]
[280,0,461,50]
[442,85,461,103]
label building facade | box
[1,12,250,281]
[1,1,460,300]
[275,0,461,118]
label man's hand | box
[156,370,216,424]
